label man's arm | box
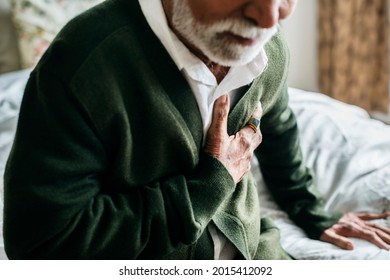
[255,84,342,239]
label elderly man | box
[3,0,390,259]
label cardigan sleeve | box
[255,84,342,239]
[3,70,235,259]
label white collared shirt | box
[138,0,270,260]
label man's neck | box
[161,0,230,83]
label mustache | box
[204,18,276,39]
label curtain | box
[318,0,389,113]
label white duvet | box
[0,69,29,260]
[255,88,390,259]
[0,70,389,260]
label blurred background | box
[283,0,390,117]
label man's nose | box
[243,0,280,28]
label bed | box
[1,0,390,260]
[256,88,390,260]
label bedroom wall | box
[282,0,390,116]
[282,0,319,93]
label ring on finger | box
[246,116,261,133]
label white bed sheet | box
[0,69,29,260]
[255,88,390,259]
[0,70,389,260]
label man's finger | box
[241,102,263,136]
[320,229,354,250]
[372,228,390,245]
[356,212,390,221]
[209,94,230,137]
[365,222,390,243]
[338,221,390,250]
[357,228,390,250]
[369,222,390,236]
[251,101,263,120]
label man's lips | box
[223,32,257,46]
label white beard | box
[171,0,277,67]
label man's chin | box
[209,27,277,65]
[204,47,261,67]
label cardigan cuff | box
[186,153,236,228]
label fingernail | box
[346,243,354,250]
[218,94,227,105]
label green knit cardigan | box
[3,0,341,260]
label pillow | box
[0,0,21,73]
[11,0,104,69]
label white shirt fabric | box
[138,0,270,260]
